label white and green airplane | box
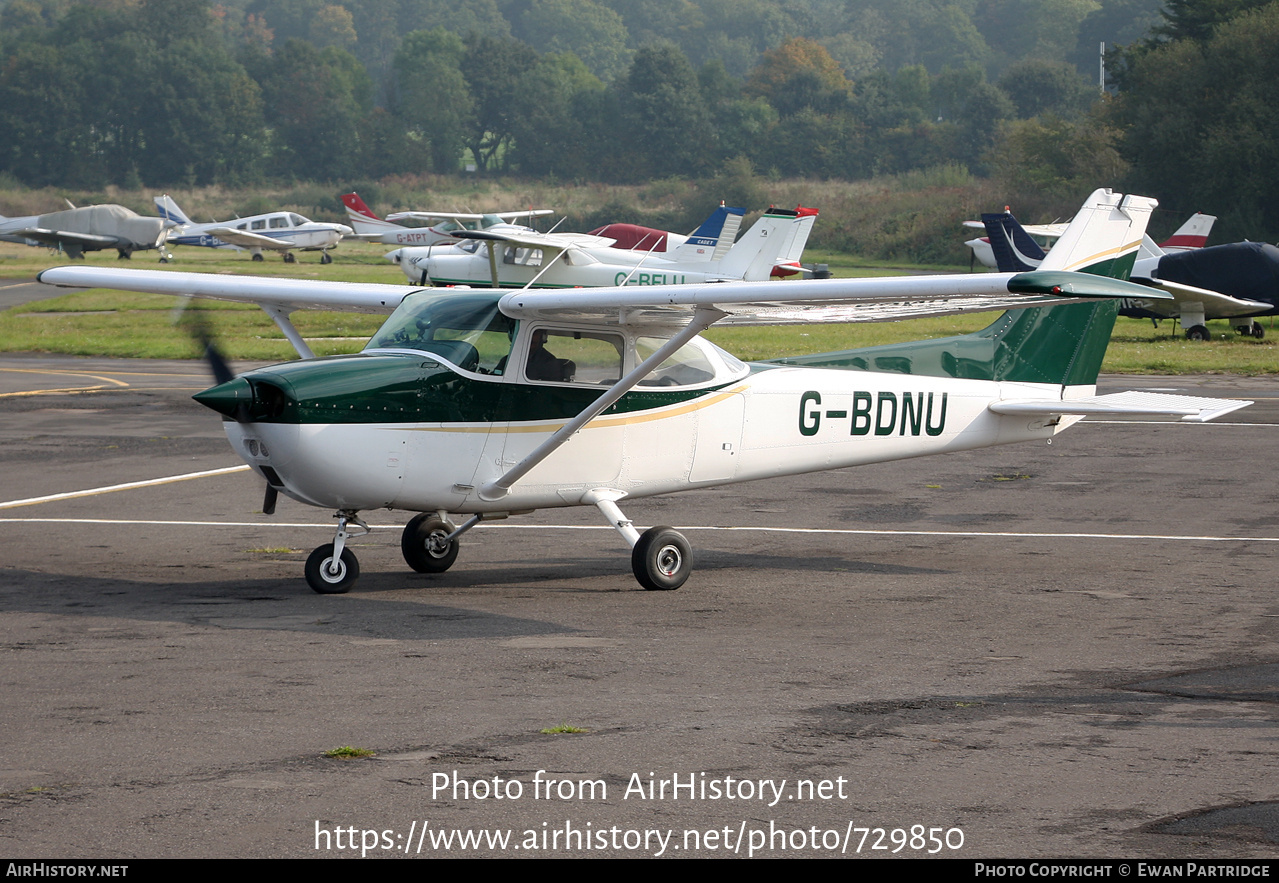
[38,190,1249,595]
[386,205,804,288]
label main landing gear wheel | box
[1253,322,1266,339]
[1186,324,1211,341]
[631,526,692,591]
[401,514,459,573]
[251,252,264,262]
[283,252,297,264]
[305,544,359,594]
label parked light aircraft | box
[966,210,1215,269]
[386,205,812,288]
[0,204,169,259]
[37,190,1248,595]
[155,195,352,264]
[981,208,1274,340]
[340,192,553,246]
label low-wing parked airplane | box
[156,196,352,264]
[980,208,1274,340]
[386,205,814,288]
[340,193,553,246]
[0,203,170,259]
[38,190,1248,595]
[966,210,1216,270]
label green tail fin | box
[767,191,1153,386]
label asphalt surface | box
[1,348,1276,859]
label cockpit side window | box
[525,329,624,385]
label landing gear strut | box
[306,511,368,594]
[584,489,693,590]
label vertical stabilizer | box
[982,209,1046,272]
[340,192,403,237]
[154,195,191,227]
[769,190,1156,387]
[672,204,745,263]
[713,207,798,281]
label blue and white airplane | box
[155,196,352,264]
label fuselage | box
[197,290,1082,517]
[168,211,349,251]
[388,239,730,288]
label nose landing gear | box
[305,511,369,594]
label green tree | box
[462,33,540,171]
[519,0,632,82]
[392,28,474,172]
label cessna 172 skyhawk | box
[37,190,1248,595]
[386,205,811,288]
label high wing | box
[37,267,411,313]
[386,209,554,223]
[203,226,296,252]
[453,229,614,250]
[497,270,1170,328]
[1125,276,1271,320]
[963,219,1068,239]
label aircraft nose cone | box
[386,248,402,264]
[193,376,253,419]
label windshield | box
[365,292,514,375]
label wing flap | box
[991,391,1252,423]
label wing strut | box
[260,303,315,359]
[478,306,728,501]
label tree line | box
[1,0,1277,242]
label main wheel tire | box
[1254,323,1266,340]
[631,526,692,591]
[1186,325,1211,341]
[401,514,459,573]
[305,544,359,594]
[283,252,296,263]
[251,253,264,262]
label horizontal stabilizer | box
[990,391,1252,423]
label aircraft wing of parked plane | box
[385,209,554,224]
[40,190,1246,597]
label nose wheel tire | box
[402,514,460,573]
[631,526,692,591]
[306,544,360,594]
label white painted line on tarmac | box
[0,465,252,510]
[0,516,1275,544]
